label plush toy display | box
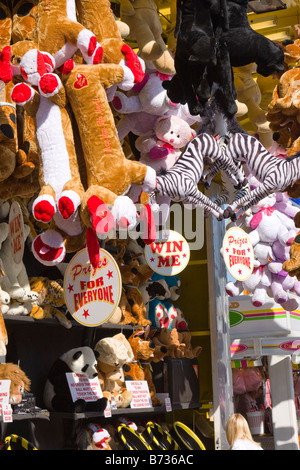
[0,362,31,404]
[124,327,167,406]
[225,184,300,309]
[43,346,107,412]
[119,0,175,75]
[266,67,300,157]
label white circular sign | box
[223,226,254,281]
[9,201,25,264]
[64,247,122,326]
[144,230,190,276]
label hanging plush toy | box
[155,132,246,221]
[119,0,175,75]
[163,0,237,116]
[219,133,300,220]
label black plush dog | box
[163,0,284,117]
[163,0,237,116]
[221,0,284,76]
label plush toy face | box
[61,347,99,379]
[9,381,25,404]
[127,328,156,361]
[95,335,133,367]
[155,115,195,149]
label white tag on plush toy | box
[9,201,25,265]
[66,373,103,402]
[126,381,152,408]
[2,404,12,422]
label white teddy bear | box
[112,60,201,141]
[128,115,196,224]
[0,223,38,304]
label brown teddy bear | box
[0,362,31,404]
[151,327,202,359]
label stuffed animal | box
[10,49,85,226]
[283,232,300,280]
[123,262,154,326]
[76,0,146,97]
[221,133,300,220]
[232,63,273,149]
[61,60,157,266]
[124,326,167,406]
[112,60,201,141]
[119,0,175,75]
[28,277,72,328]
[0,362,31,404]
[135,115,196,172]
[148,274,188,330]
[76,423,112,450]
[163,0,237,117]
[12,0,38,44]
[266,67,300,158]
[0,223,38,303]
[220,0,284,77]
[43,346,107,412]
[151,327,201,358]
[95,333,134,408]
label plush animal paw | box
[77,30,103,64]
[32,194,56,223]
[121,44,145,84]
[32,230,66,266]
[142,166,157,193]
[87,196,115,235]
[38,73,61,97]
[58,190,81,219]
[118,62,136,91]
[0,46,13,83]
[112,196,137,231]
[11,82,35,105]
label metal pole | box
[205,183,234,450]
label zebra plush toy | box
[221,133,300,220]
[155,132,247,220]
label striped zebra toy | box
[155,132,247,220]
[221,133,300,219]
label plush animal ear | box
[93,350,100,359]
[144,324,151,338]
[41,51,55,72]
[73,351,82,361]
[133,329,145,337]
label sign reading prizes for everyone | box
[64,247,122,326]
[9,201,25,264]
[145,230,190,276]
[223,226,254,281]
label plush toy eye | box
[170,131,173,134]
[19,385,24,393]
[177,135,180,138]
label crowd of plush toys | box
[2,0,300,449]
